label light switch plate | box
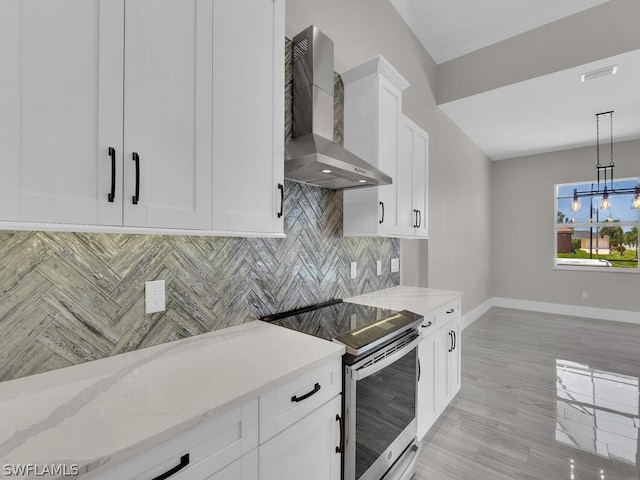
[350,262,357,279]
[145,280,166,314]
[376,260,382,276]
[391,258,400,273]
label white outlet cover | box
[376,260,382,276]
[145,280,166,314]
[350,262,357,279]
[391,258,400,273]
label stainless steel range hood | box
[285,26,392,190]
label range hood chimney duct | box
[285,26,392,190]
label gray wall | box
[286,0,494,313]
[437,0,640,104]
[492,138,640,312]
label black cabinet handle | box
[277,183,284,218]
[132,152,140,205]
[379,201,385,224]
[417,210,422,228]
[108,147,116,203]
[413,209,418,228]
[417,358,421,382]
[452,331,457,351]
[421,320,433,329]
[335,414,344,454]
[446,308,455,314]
[151,454,189,480]
[291,382,321,403]
[448,332,453,353]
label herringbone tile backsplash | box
[0,40,399,382]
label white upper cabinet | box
[341,56,410,237]
[0,0,124,226]
[123,0,213,230]
[400,115,429,238]
[0,0,284,236]
[211,0,284,235]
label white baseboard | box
[492,297,640,325]
[461,299,493,330]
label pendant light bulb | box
[600,188,611,210]
[570,188,581,212]
[632,186,640,209]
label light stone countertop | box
[345,285,463,315]
[0,320,344,479]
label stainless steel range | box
[261,300,423,480]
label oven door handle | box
[351,335,421,381]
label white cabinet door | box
[447,317,461,400]
[0,0,124,226]
[122,0,213,230]
[399,116,429,238]
[411,121,429,238]
[434,322,450,414]
[342,56,409,238]
[417,319,438,439]
[259,395,341,480]
[211,0,284,235]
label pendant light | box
[569,111,639,211]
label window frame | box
[554,177,640,273]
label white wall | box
[286,0,493,313]
[492,139,640,312]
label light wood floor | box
[414,307,640,480]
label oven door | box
[343,332,421,480]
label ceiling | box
[389,0,608,65]
[389,0,640,161]
[440,49,640,160]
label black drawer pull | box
[108,147,116,203]
[277,183,284,218]
[132,152,140,205]
[379,201,384,224]
[291,382,321,403]
[421,321,433,329]
[335,414,344,454]
[151,454,189,480]
[446,308,455,314]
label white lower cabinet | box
[417,315,437,440]
[89,399,259,480]
[89,358,342,480]
[207,450,258,480]
[259,395,342,480]
[417,299,462,440]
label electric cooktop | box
[260,300,423,357]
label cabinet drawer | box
[436,299,461,326]
[89,399,258,480]
[259,358,342,443]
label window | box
[555,178,639,270]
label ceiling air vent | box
[581,65,618,83]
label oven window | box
[355,347,417,479]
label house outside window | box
[555,178,639,271]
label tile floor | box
[414,307,640,480]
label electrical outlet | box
[582,291,589,300]
[376,260,382,276]
[145,280,166,314]
[351,262,357,279]
[391,258,400,273]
